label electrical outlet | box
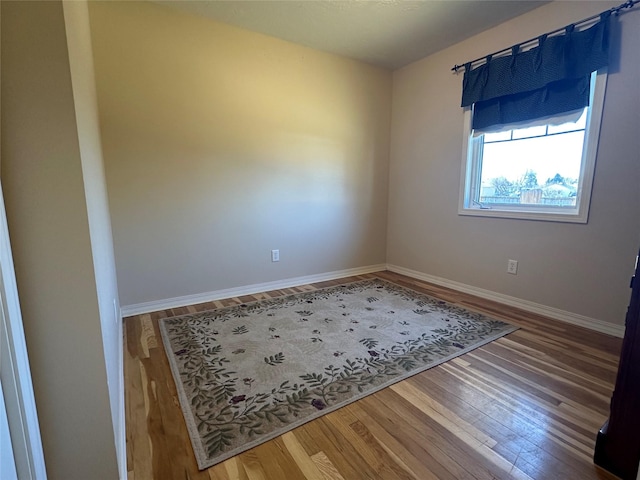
[271,249,280,262]
[507,259,518,275]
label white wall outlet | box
[271,249,280,262]
[507,259,518,275]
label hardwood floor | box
[124,271,623,479]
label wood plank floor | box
[124,271,623,479]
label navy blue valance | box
[461,13,611,130]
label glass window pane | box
[478,131,585,207]
[512,125,547,139]
[484,131,511,143]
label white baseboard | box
[121,262,625,338]
[121,264,387,317]
[387,264,625,338]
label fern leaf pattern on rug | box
[159,279,517,469]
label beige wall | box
[88,1,392,307]
[388,1,640,326]
[63,1,125,477]
[1,1,119,478]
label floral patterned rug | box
[159,279,517,470]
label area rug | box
[159,278,517,469]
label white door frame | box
[0,377,18,479]
[0,184,47,479]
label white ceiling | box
[155,0,548,69]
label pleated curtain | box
[461,12,612,130]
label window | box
[459,70,607,223]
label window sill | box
[458,207,588,224]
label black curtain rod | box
[451,0,638,72]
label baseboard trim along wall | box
[122,263,625,338]
[387,264,625,338]
[120,264,388,317]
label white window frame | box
[458,70,607,223]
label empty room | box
[1,0,639,479]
